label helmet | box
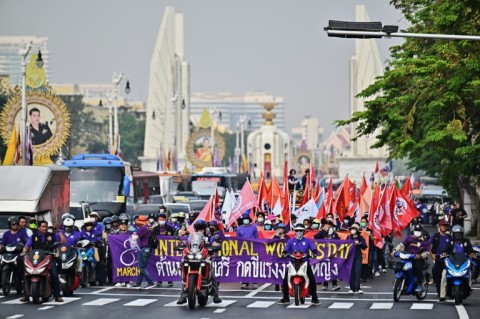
[103,217,113,225]
[452,225,464,241]
[62,213,75,222]
[147,213,157,220]
[264,220,272,225]
[194,219,207,231]
[111,215,119,223]
[63,217,75,227]
[177,212,186,219]
[170,213,179,219]
[277,223,286,229]
[413,224,423,232]
[209,220,219,227]
[119,213,129,223]
[8,216,19,226]
[312,219,320,224]
[293,224,306,231]
[84,218,94,226]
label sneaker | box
[415,285,422,292]
[277,298,290,304]
[241,283,249,290]
[438,298,446,303]
[167,281,174,287]
[374,271,380,277]
[131,284,142,289]
[213,295,222,303]
[358,290,364,294]
[125,283,132,288]
[332,285,340,291]
[322,286,328,291]
[115,283,124,287]
[144,283,156,289]
[382,269,387,273]
[311,299,321,305]
[348,290,354,294]
[156,282,163,287]
[19,296,29,302]
[177,297,187,305]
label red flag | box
[400,175,413,203]
[368,183,380,218]
[374,161,379,174]
[187,195,214,233]
[359,174,368,196]
[392,187,419,236]
[227,180,257,228]
[256,170,266,209]
[332,176,352,222]
[379,184,394,236]
[268,175,282,209]
[369,185,385,249]
[281,162,290,226]
[316,199,327,220]
[325,178,333,212]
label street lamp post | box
[19,41,43,165]
[112,72,130,154]
[324,20,480,41]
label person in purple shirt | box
[236,212,258,289]
[208,221,225,244]
[393,224,430,292]
[87,212,105,240]
[429,220,451,296]
[131,216,156,289]
[61,215,83,276]
[0,217,29,283]
[278,224,320,305]
[347,222,368,294]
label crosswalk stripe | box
[286,303,311,309]
[214,309,226,313]
[123,299,157,306]
[328,302,354,309]
[370,303,394,309]
[82,298,119,306]
[6,315,23,319]
[2,299,25,304]
[205,300,236,307]
[38,306,55,310]
[43,297,81,305]
[164,301,185,307]
[410,303,434,310]
[246,301,275,308]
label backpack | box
[149,229,159,249]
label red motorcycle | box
[24,245,58,304]
[286,252,310,306]
[175,233,219,310]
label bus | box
[63,154,131,220]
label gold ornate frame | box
[293,151,313,176]
[186,129,226,169]
[0,85,71,161]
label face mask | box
[328,228,334,236]
[257,218,264,223]
[413,231,422,238]
[158,221,166,226]
[312,224,319,229]
[243,219,250,225]
[350,229,357,235]
[105,224,112,230]
[209,227,216,233]
[47,228,53,234]
[445,230,451,235]
[295,231,304,239]
[148,218,155,224]
[264,225,272,231]
[360,222,367,228]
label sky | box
[0,0,406,136]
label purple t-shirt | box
[136,225,152,248]
[236,224,258,238]
[1,230,28,246]
[402,235,429,255]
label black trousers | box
[412,259,426,285]
[282,262,317,301]
[432,257,444,296]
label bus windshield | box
[70,167,123,203]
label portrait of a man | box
[29,107,53,145]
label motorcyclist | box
[110,215,120,234]
[176,212,189,236]
[103,217,114,234]
[60,214,83,276]
[429,219,452,296]
[79,218,101,263]
[438,225,475,302]
[392,224,430,292]
[177,219,222,304]
[278,224,320,305]
[0,217,29,288]
[20,220,66,302]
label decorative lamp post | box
[112,72,130,153]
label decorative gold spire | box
[262,102,277,125]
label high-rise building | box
[190,92,286,131]
[0,36,50,86]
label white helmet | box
[63,217,75,227]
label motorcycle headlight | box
[451,268,469,277]
[187,253,194,260]
[195,253,203,260]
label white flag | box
[272,197,282,216]
[293,199,318,224]
[222,189,236,226]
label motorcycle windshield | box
[450,253,467,268]
[187,233,204,254]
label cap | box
[349,223,361,231]
[267,215,276,221]
[438,220,448,226]
[89,212,100,218]
[137,215,148,226]
[158,212,167,218]
[277,223,286,229]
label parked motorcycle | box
[471,245,480,282]
[392,251,428,302]
[77,239,97,288]
[285,251,310,306]
[24,243,59,304]
[174,233,219,310]
[59,244,80,297]
[444,252,472,305]
[1,243,24,296]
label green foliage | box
[338,0,480,200]
[118,112,145,167]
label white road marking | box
[82,298,119,306]
[370,303,394,309]
[43,297,81,305]
[37,306,55,310]
[123,299,158,306]
[246,301,275,308]
[328,302,354,309]
[164,301,186,307]
[245,283,271,297]
[214,309,226,313]
[410,303,434,310]
[455,305,470,319]
[286,303,311,309]
[6,315,24,319]
[206,300,236,307]
[92,287,115,294]
[2,299,25,304]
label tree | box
[336,0,480,237]
[118,112,145,167]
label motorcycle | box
[59,244,80,297]
[444,252,472,305]
[471,245,480,282]
[285,251,310,306]
[77,239,97,288]
[392,251,428,302]
[1,243,24,296]
[24,243,60,304]
[174,233,219,310]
